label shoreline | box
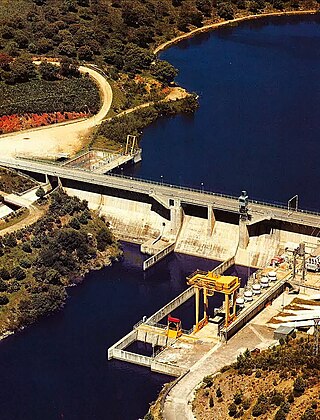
[154,9,318,55]
[0,236,122,344]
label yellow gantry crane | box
[187,270,240,332]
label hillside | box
[193,335,320,419]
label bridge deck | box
[0,157,319,228]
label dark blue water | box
[130,15,320,211]
[1,16,318,420]
[0,242,252,420]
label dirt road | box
[0,65,113,159]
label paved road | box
[0,157,319,229]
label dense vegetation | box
[0,0,318,140]
[192,335,320,419]
[0,188,120,335]
[0,57,100,117]
[0,0,318,70]
[92,93,199,148]
[0,167,36,193]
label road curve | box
[0,64,113,159]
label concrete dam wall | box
[63,186,320,268]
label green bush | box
[12,267,26,281]
[0,268,11,280]
[203,376,213,388]
[300,408,317,420]
[228,402,237,417]
[293,376,306,394]
[20,259,32,269]
[0,295,9,305]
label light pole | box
[120,167,123,178]
[201,182,204,193]
[160,175,163,185]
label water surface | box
[130,15,320,211]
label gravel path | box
[0,65,113,160]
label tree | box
[10,55,36,83]
[69,217,81,230]
[196,0,212,16]
[301,408,317,420]
[0,280,7,292]
[20,259,32,269]
[274,408,287,420]
[22,242,32,253]
[59,58,80,77]
[228,402,237,417]
[58,41,76,57]
[293,376,306,394]
[12,267,26,281]
[78,45,94,61]
[4,234,17,248]
[151,60,178,85]
[0,53,13,70]
[38,62,59,81]
[36,186,46,199]
[217,2,234,20]
[0,268,11,280]
[0,295,9,305]
[96,227,113,251]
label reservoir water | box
[1,16,319,420]
[130,15,320,211]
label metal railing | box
[3,156,320,216]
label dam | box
[0,157,320,271]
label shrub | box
[293,376,306,394]
[274,408,287,420]
[0,280,7,292]
[234,392,242,405]
[12,267,26,281]
[287,392,294,403]
[203,376,213,388]
[228,402,237,417]
[22,242,32,253]
[20,259,32,269]
[300,408,317,420]
[255,370,262,378]
[0,295,9,305]
[0,268,11,280]
[209,396,214,407]
[216,387,222,398]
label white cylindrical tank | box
[260,276,269,288]
[252,284,261,295]
[244,290,253,302]
[236,297,245,308]
[268,271,277,282]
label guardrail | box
[3,157,320,216]
[143,243,175,271]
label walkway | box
[0,157,320,230]
[163,293,287,419]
